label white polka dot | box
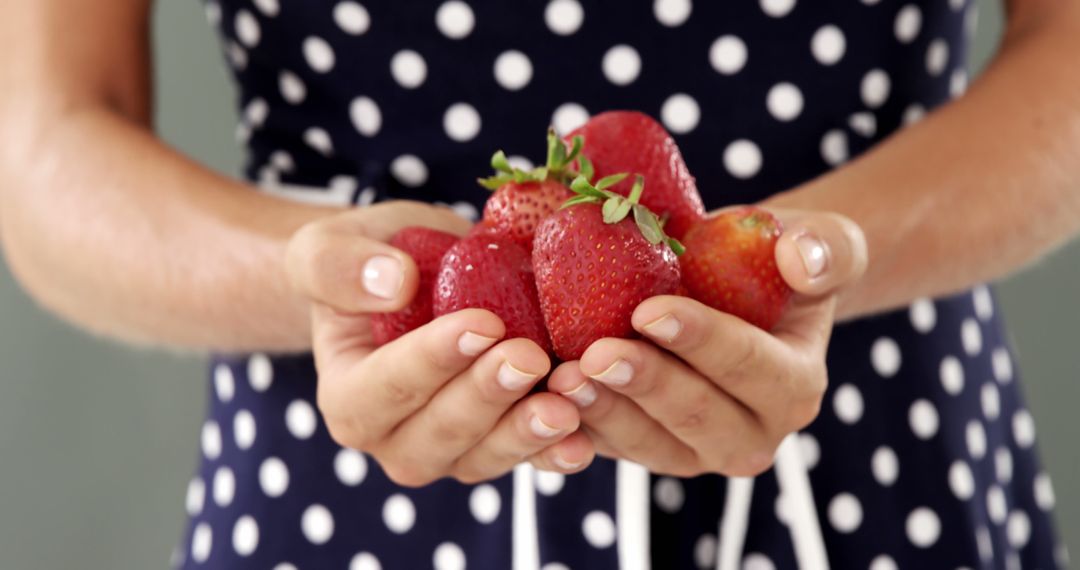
[654,477,685,513]
[660,93,701,134]
[827,493,863,533]
[535,470,565,495]
[961,318,982,356]
[433,542,466,570]
[214,364,235,403]
[903,104,926,125]
[234,409,256,450]
[861,69,891,108]
[390,50,427,89]
[926,39,949,76]
[303,37,336,73]
[494,50,533,91]
[470,484,502,524]
[774,493,791,526]
[235,10,261,47]
[582,511,616,548]
[742,552,776,570]
[723,139,762,179]
[868,555,898,570]
[302,504,335,545]
[274,564,298,570]
[254,0,279,17]
[350,552,382,570]
[383,494,416,534]
[1012,409,1036,448]
[332,448,367,487]
[654,0,692,26]
[390,154,429,187]
[186,477,206,516]
[992,347,1013,383]
[506,155,534,171]
[447,201,478,221]
[552,103,589,135]
[939,355,964,396]
[235,123,252,145]
[244,98,269,128]
[545,0,584,35]
[871,446,899,486]
[951,0,966,10]
[832,383,863,425]
[906,507,941,547]
[357,187,377,207]
[972,285,994,321]
[1035,472,1056,510]
[349,96,382,137]
[820,129,848,166]
[259,456,290,497]
[602,45,642,86]
[279,71,307,104]
[967,420,987,459]
[191,522,213,563]
[766,82,803,122]
[976,525,994,562]
[909,399,939,440]
[848,112,876,137]
[950,69,969,97]
[202,421,222,460]
[871,337,901,377]
[205,2,222,26]
[980,383,1001,422]
[710,35,748,75]
[760,0,795,18]
[436,1,475,39]
[895,5,922,43]
[987,485,1007,524]
[994,447,1013,483]
[213,466,235,507]
[909,297,936,333]
[798,432,820,470]
[541,564,570,570]
[331,177,358,197]
[811,25,846,65]
[694,534,718,568]
[443,102,482,142]
[302,127,333,156]
[285,399,318,439]
[949,460,975,500]
[232,516,259,557]
[334,2,371,35]
[228,42,248,70]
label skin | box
[1,0,1078,482]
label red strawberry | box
[371,227,460,345]
[679,207,793,330]
[533,175,683,360]
[568,111,706,240]
[434,233,552,353]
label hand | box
[285,201,595,487]
[547,209,867,477]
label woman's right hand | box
[285,201,595,487]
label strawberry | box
[679,207,793,330]
[477,130,584,250]
[533,174,683,360]
[434,233,552,353]
[371,227,460,345]
[568,111,706,240]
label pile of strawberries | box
[372,111,793,361]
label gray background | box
[1,1,1076,568]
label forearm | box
[0,106,339,351]
[767,3,1080,320]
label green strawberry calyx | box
[478,129,594,190]
[564,174,686,256]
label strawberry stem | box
[479,130,592,190]
[563,174,686,256]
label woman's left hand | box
[547,209,868,477]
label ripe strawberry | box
[533,175,683,360]
[371,227,460,345]
[679,207,793,330]
[434,233,552,353]
[568,111,706,240]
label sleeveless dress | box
[175,1,1065,568]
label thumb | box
[771,209,868,298]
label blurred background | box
[1,0,1077,567]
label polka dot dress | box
[175,1,1064,568]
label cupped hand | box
[285,201,594,487]
[547,209,867,477]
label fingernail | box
[560,381,597,407]
[553,454,584,470]
[362,255,404,300]
[795,232,829,280]
[590,359,634,386]
[498,361,539,391]
[643,314,683,343]
[529,415,566,438]
[458,331,498,356]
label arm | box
[767,0,1080,320]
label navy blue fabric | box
[174,1,1064,568]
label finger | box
[381,337,551,481]
[451,393,581,484]
[547,362,700,477]
[770,209,868,298]
[317,309,505,445]
[527,430,596,474]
